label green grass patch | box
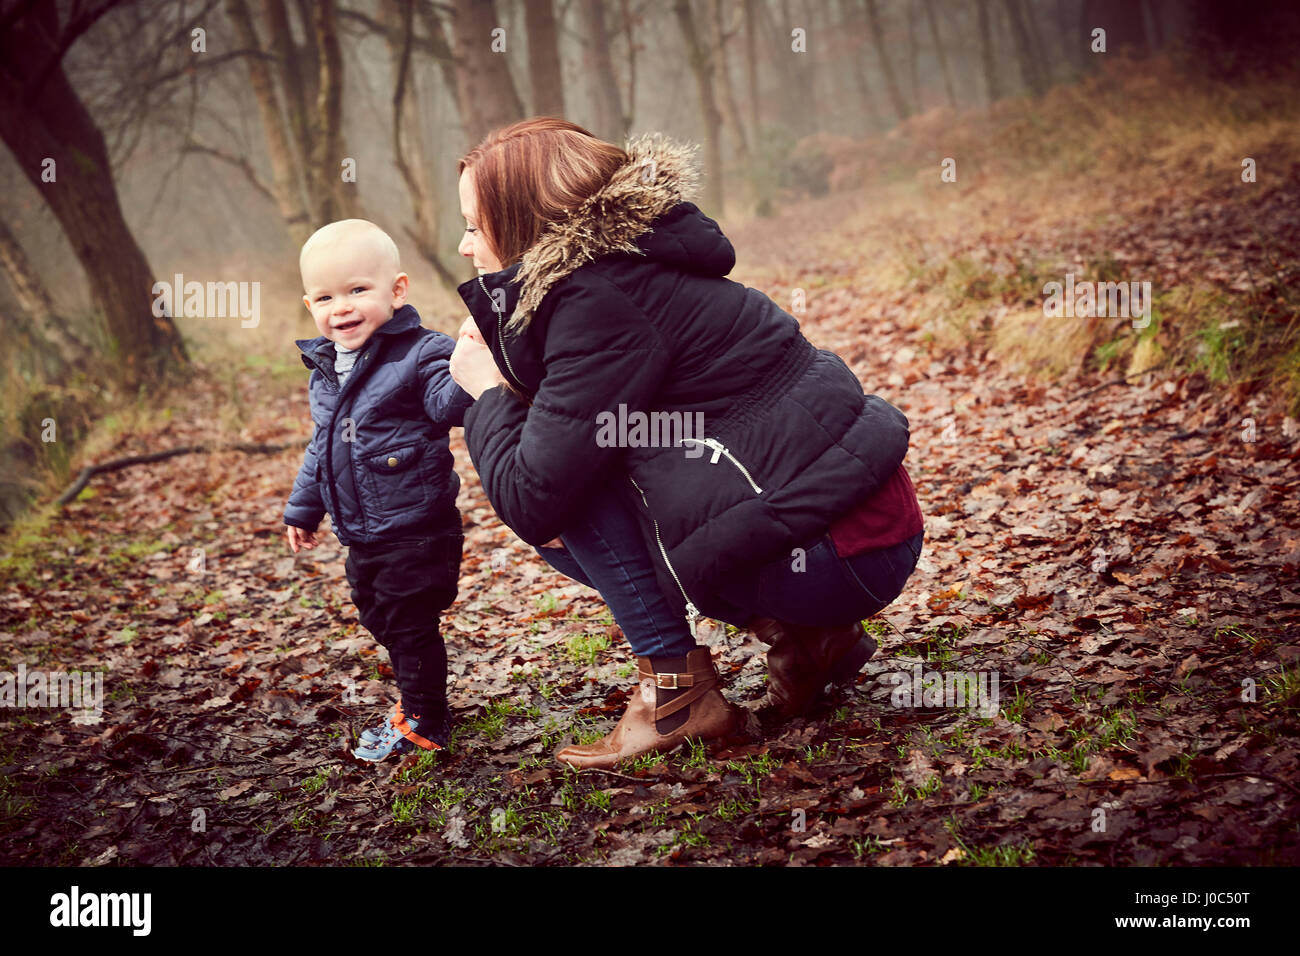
[565,632,610,669]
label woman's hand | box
[450,327,506,400]
[458,315,484,343]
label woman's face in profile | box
[458,168,504,274]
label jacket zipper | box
[628,475,701,639]
[628,441,764,637]
[321,348,371,540]
[478,275,524,392]
[680,437,763,493]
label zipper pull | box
[685,602,700,639]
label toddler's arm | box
[284,434,326,539]
[417,331,475,428]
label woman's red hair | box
[458,118,629,268]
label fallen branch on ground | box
[54,442,294,507]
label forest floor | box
[2,116,1299,866]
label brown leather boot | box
[555,647,741,770]
[750,617,877,722]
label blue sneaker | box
[358,701,403,746]
[352,712,448,763]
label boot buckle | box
[656,673,680,689]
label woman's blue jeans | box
[536,483,923,658]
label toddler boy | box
[284,219,473,761]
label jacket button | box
[387,457,398,467]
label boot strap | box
[637,664,699,689]
[651,677,714,721]
[637,656,720,721]
[640,665,716,721]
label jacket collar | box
[468,133,703,331]
[295,303,423,369]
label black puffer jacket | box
[458,134,911,628]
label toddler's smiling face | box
[301,221,408,350]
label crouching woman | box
[449,119,924,770]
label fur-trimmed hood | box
[504,133,734,329]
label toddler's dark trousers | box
[344,529,463,726]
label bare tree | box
[863,0,911,122]
[1019,0,1051,84]
[712,0,752,168]
[0,221,92,371]
[777,0,815,137]
[225,0,311,243]
[743,0,762,137]
[384,0,461,289]
[222,0,359,240]
[922,0,957,109]
[976,0,1002,103]
[264,0,312,159]
[673,0,725,213]
[450,0,525,147]
[1003,0,1047,95]
[579,0,627,141]
[309,0,353,222]
[524,0,565,117]
[906,0,919,109]
[1055,0,1087,70]
[0,1,189,389]
[838,0,882,131]
[619,0,642,134]
[339,1,464,116]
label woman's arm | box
[459,275,671,546]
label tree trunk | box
[384,0,460,290]
[416,3,466,121]
[0,221,93,369]
[976,0,1001,102]
[839,0,881,132]
[673,0,725,214]
[294,0,321,97]
[923,0,958,109]
[619,0,639,134]
[227,0,313,243]
[713,0,752,168]
[310,0,354,223]
[1056,0,1085,69]
[1020,0,1051,85]
[863,0,911,122]
[579,0,627,141]
[0,7,188,389]
[778,0,815,137]
[525,0,565,117]
[452,0,526,147]
[1003,0,1046,95]
[251,0,358,230]
[907,0,920,110]
[263,0,312,154]
[743,0,762,137]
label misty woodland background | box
[1,0,1298,866]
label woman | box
[448,118,924,770]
